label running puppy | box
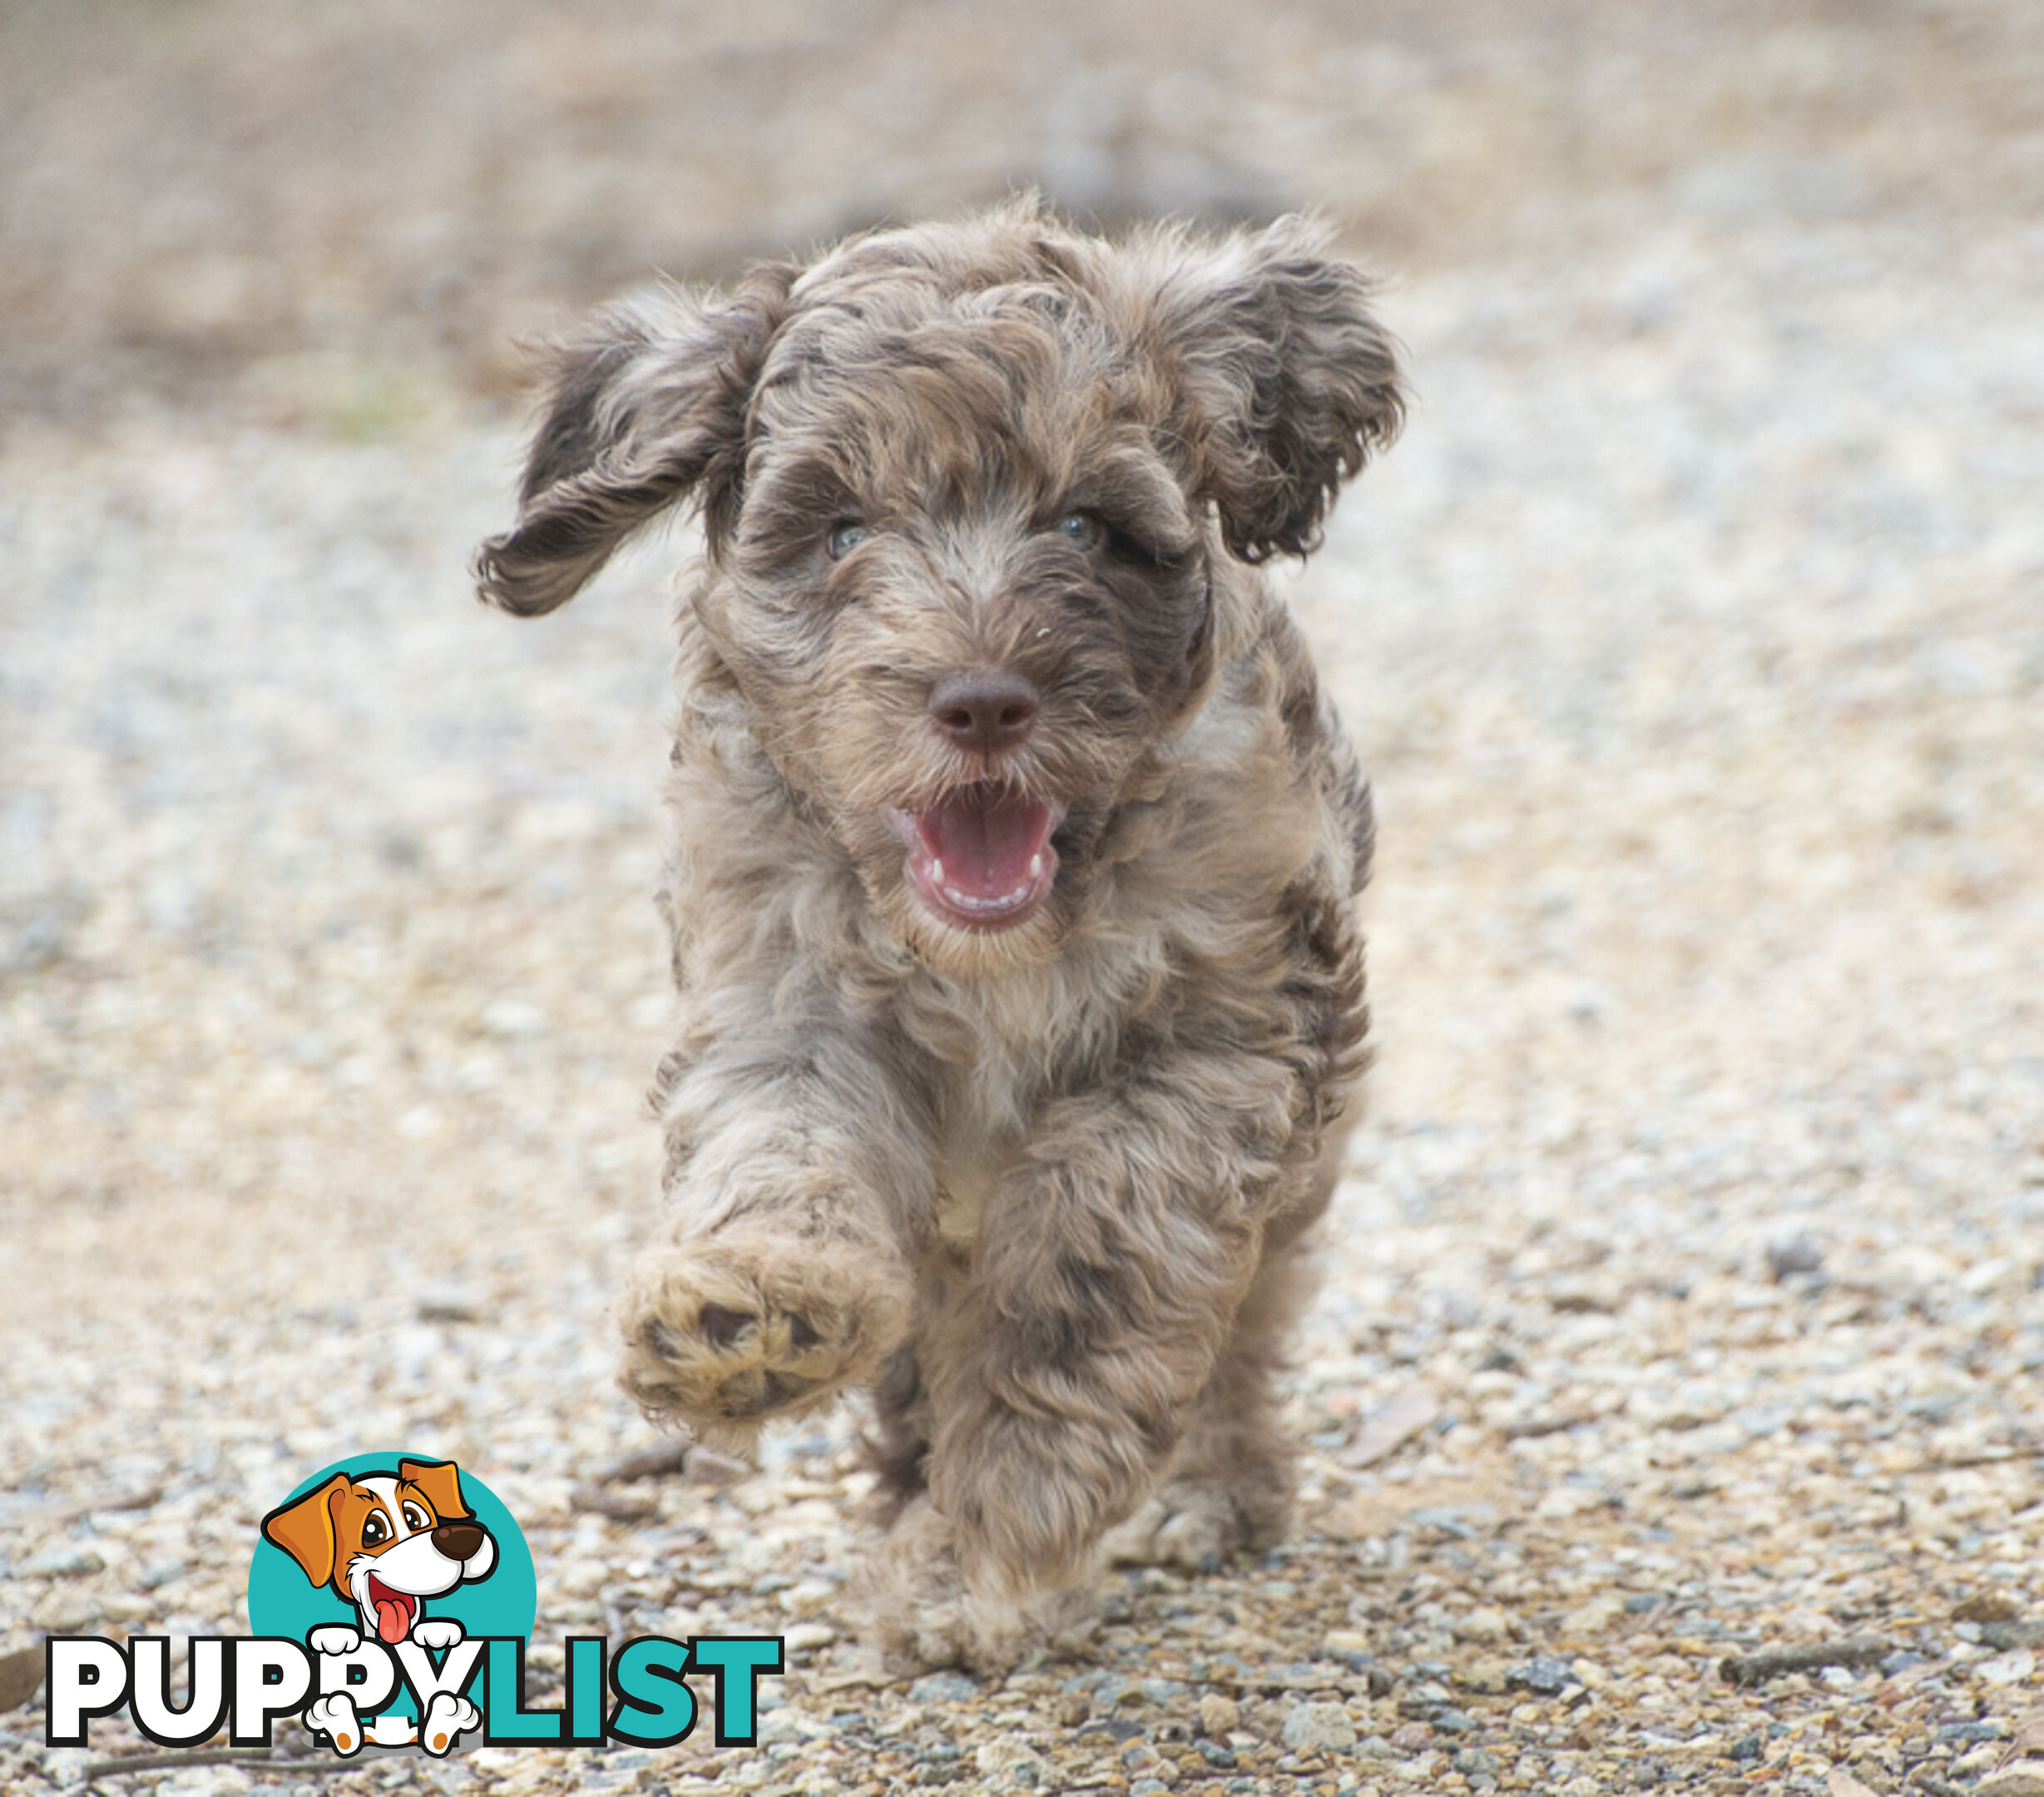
[475,199,1402,1669]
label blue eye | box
[826,522,871,561]
[1052,512,1101,547]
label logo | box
[46,1450,783,1760]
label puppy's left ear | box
[473,265,794,617]
[397,1458,472,1522]
[1156,217,1404,564]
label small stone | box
[1057,1692,1093,1728]
[1197,1693,1240,1736]
[23,1546,106,1578]
[1452,1606,1509,1643]
[1282,1700,1357,1753]
[32,1588,97,1633]
[1978,1764,2044,1797]
[1973,1647,2037,1685]
[908,1671,979,1705]
[1952,1591,2022,1623]
[415,1285,482,1323]
[783,1622,836,1651]
[1557,1595,1625,1640]
[1507,1656,1576,1696]
[0,1645,46,1711]
[1765,1233,1824,1281]
[1458,1657,1509,1695]
[1388,1721,1432,1750]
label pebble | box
[1281,1700,1357,1753]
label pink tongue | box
[375,1599,408,1645]
[920,787,1047,899]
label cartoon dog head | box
[261,1458,497,1645]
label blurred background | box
[3,0,2037,427]
[2,5,2042,1769]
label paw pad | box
[621,1236,908,1430]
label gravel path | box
[5,34,2044,1797]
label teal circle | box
[247,1451,537,1717]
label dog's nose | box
[432,1522,485,1560]
[929,669,1039,755]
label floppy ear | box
[473,265,794,617]
[397,1458,472,1522]
[260,1473,349,1589]
[1154,216,1404,564]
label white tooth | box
[930,859,945,884]
[1029,854,1043,879]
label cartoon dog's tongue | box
[918,785,1051,903]
[368,1577,415,1644]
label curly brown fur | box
[475,198,1401,1669]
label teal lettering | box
[483,1638,560,1741]
[607,1637,695,1748]
[690,1636,784,1745]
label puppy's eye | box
[362,1514,387,1547]
[401,1504,430,1532]
[825,522,871,561]
[1051,512,1101,548]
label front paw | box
[304,1693,364,1756]
[308,1625,361,1656]
[620,1224,910,1433]
[420,1691,480,1755]
[934,1403,1155,1592]
[849,1497,1096,1675]
[409,1617,464,1651]
[1102,1479,1247,1573]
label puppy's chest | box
[903,968,1112,1252]
[927,1050,1034,1252]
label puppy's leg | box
[1106,1230,1319,1570]
[858,1050,1302,1668]
[621,1018,925,1438]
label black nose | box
[929,668,1039,755]
[432,1522,485,1561]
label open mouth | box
[888,784,1062,932]
[366,1573,418,1646]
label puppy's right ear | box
[473,267,793,617]
[260,1473,349,1590]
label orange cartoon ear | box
[398,1458,472,1523]
[261,1473,350,1588]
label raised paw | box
[619,1225,910,1433]
[304,1693,364,1756]
[409,1617,465,1651]
[420,1691,481,1755]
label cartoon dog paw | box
[304,1693,364,1756]
[409,1617,466,1651]
[420,1691,481,1755]
[308,1624,362,1656]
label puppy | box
[475,199,1401,1668]
[260,1458,497,1646]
